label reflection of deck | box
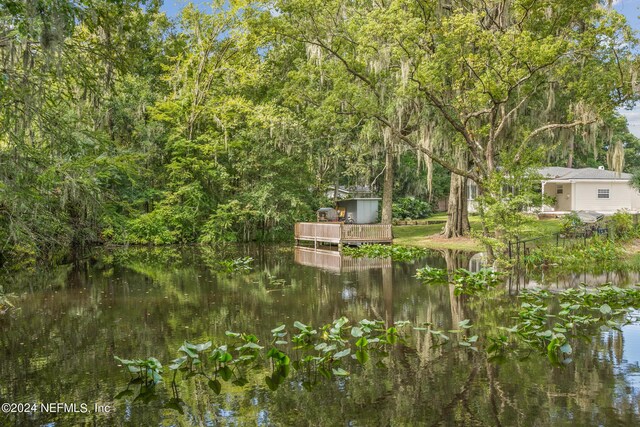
[294,222,393,248]
[294,247,392,273]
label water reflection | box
[0,246,638,425]
[293,246,392,273]
[510,268,640,291]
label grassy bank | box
[392,214,563,252]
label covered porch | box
[541,180,573,212]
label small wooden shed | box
[336,198,380,224]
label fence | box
[507,225,611,262]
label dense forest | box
[1,0,639,267]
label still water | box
[1,245,640,426]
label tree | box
[257,0,433,225]
[392,0,638,254]
[0,0,167,264]
[268,0,637,255]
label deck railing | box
[294,223,342,243]
[294,222,393,246]
[341,224,392,242]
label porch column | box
[541,181,546,212]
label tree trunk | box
[442,248,467,326]
[381,144,394,225]
[442,172,470,237]
[476,186,496,262]
[566,137,574,168]
[382,266,393,328]
[333,159,340,205]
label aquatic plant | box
[414,266,447,283]
[114,356,163,385]
[265,274,286,288]
[488,284,640,365]
[342,244,429,261]
[115,282,640,408]
[114,317,434,401]
[213,256,254,273]
[452,268,503,295]
[418,319,479,350]
[415,266,502,295]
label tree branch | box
[374,113,478,181]
[513,119,596,164]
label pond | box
[1,245,640,426]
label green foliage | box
[213,257,254,273]
[0,0,170,265]
[415,265,502,296]
[3,0,639,267]
[472,170,543,254]
[0,287,14,314]
[561,212,583,234]
[267,0,638,252]
[342,244,429,261]
[497,285,640,365]
[609,210,635,239]
[631,169,640,193]
[199,201,258,244]
[414,266,447,283]
[114,356,163,385]
[392,197,433,220]
[451,269,503,296]
[115,317,416,398]
[524,238,624,271]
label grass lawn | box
[393,213,563,252]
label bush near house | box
[392,197,433,220]
[608,210,635,239]
[560,212,583,234]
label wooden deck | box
[294,222,393,248]
[294,247,392,273]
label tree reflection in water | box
[0,245,638,426]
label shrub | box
[392,197,433,220]
[524,237,623,271]
[561,212,582,234]
[609,210,634,239]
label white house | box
[467,166,640,214]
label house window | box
[467,183,477,200]
[597,189,610,199]
[556,185,563,195]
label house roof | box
[325,186,351,194]
[538,167,631,181]
[537,167,575,178]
